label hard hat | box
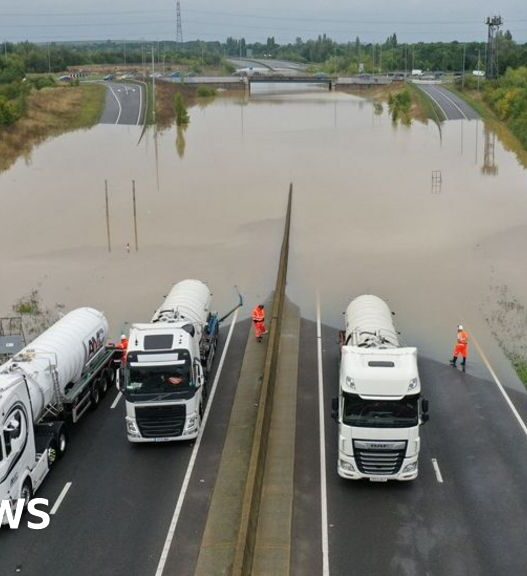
[457,325,463,331]
[121,334,127,340]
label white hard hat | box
[457,325,463,331]
[121,334,127,339]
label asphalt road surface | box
[292,319,527,576]
[0,319,250,576]
[4,313,527,575]
[415,84,480,121]
[99,81,145,126]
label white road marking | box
[419,85,448,119]
[154,309,240,576]
[111,391,123,409]
[107,83,123,124]
[433,87,468,119]
[316,291,330,576]
[50,482,72,515]
[431,458,444,483]
[470,329,527,438]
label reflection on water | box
[176,125,187,158]
[1,88,526,388]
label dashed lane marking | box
[50,482,72,515]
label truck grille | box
[135,405,186,438]
[353,440,407,476]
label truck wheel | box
[100,373,109,396]
[20,480,33,507]
[47,440,58,468]
[90,384,101,410]
[56,428,67,458]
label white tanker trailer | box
[123,280,232,442]
[331,295,429,481]
[0,308,117,510]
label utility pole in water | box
[152,46,156,125]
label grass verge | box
[341,82,439,125]
[447,83,527,169]
[0,83,106,173]
[407,82,445,125]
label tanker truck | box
[331,295,429,481]
[0,308,117,509]
[122,280,221,443]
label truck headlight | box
[185,413,198,430]
[346,376,356,390]
[408,378,418,391]
[402,462,418,474]
[339,459,355,472]
[126,417,140,436]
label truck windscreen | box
[342,393,418,428]
[124,354,193,399]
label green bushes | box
[196,86,217,98]
[174,93,190,125]
[388,89,412,124]
[483,67,527,148]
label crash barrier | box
[231,183,293,576]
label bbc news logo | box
[0,498,50,530]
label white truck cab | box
[332,295,429,482]
[124,323,206,442]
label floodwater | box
[1,84,527,387]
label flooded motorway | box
[1,85,527,386]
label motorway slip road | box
[99,81,145,126]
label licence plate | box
[369,476,389,482]
[154,437,174,443]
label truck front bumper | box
[337,454,418,481]
[126,416,199,443]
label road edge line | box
[470,329,527,438]
[316,291,330,576]
[154,309,239,576]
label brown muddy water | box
[1,86,527,388]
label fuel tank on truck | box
[345,295,399,348]
[151,279,212,339]
[0,307,108,421]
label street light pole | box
[462,43,466,90]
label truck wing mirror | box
[421,413,429,424]
[331,397,338,420]
[422,399,429,413]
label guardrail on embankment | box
[194,184,293,576]
[232,184,292,575]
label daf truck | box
[332,295,429,481]
[123,280,219,443]
[0,308,117,515]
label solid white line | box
[107,83,122,125]
[434,87,468,120]
[316,291,330,576]
[154,309,240,576]
[470,329,527,438]
[420,85,448,120]
[431,458,444,483]
[111,391,123,410]
[50,482,72,515]
[136,83,143,125]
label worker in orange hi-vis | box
[450,325,469,370]
[251,304,268,343]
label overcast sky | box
[1,0,526,44]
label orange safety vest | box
[457,331,469,346]
[117,338,129,350]
[252,307,265,323]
